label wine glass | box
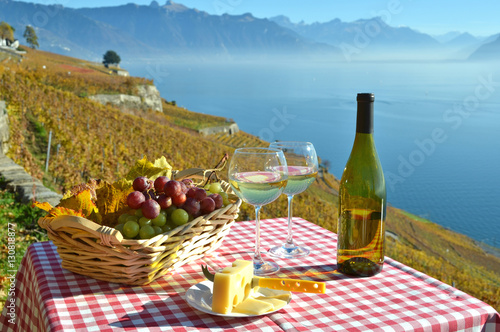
[228,147,288,275]
[268,141,318,259]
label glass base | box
[253,260,280,276]
[268,244,310,259]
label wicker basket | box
[38,169,241,285]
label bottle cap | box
[357,93,374,102]
[356,93,374,134]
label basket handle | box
[50,215,123,246]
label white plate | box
[185,280,292,317]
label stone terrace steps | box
[0,154,62,207]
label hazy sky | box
[16,0,500,36]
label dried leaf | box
[62,179,103,201]
[113,178,132,191]
[95,181,133,226]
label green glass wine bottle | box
[337,93,386,277]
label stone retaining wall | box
[90,84,163,112]
[198,123,239,136]
[0,154,62,207]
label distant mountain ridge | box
[0,0,338,61]
[469,34,500,60]
[269,15,497,61]
[0,0,498,61]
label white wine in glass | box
[229,147,288,275]
[268,141,318,259]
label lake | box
[127,59,500,248]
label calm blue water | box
[127,59,500,248]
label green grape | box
[209,182,222,194]
[126,215,139,223]
[115,223,125,234]
[152,213,167,227]
[139,225,155,239]
[220,192,230,206]
[139,217,152,227]
[165,205,177,216]
[153,226,163,235]
[123,220,140,239]
[117,214,129,224]
[135,209,144,218]
[171,208,189,226]
[160,209,168,218]
[162,224,172,233]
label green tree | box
[23,25,39,49]
[102,50,121,67]
[0,21,14,42]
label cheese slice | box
[232,297,274,315]
[255,297,287,311]
[211,260,254,314]
[257,287,292,301]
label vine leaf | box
[124,155,173,182]
[58,189,99,221]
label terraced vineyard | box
[207,131,267,148]
[1,48,499,311]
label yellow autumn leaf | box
[125,155,173,182]
[47,206,86,219]
[58,189,98,219]
[33,201,53,212]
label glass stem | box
[253,205,265,267]
[285,194,295,248]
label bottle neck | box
[356,100,374,134]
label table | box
[1,217,499,331]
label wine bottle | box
[337,93,386,277]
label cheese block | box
[232,297,274,315]
[211,260,254,314]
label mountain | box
[0,0,338,61]
[433,31,463,43]
[469,34,500,60]
[439,32,485,60]
[0,0,157,59]
[269,15,441,60]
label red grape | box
[186,187,198,198]
[194,188,207,201]
[133,176,150,192]
[179,181,188,194]
[127,191,146,209]
[181,179,194,188]
[200,197,215,214]
[172,193,187,207]
[142,199,161,219]
[154,176,170,193]
[157,194,172,209]
[209,193,223,209]
[164,180,182,197]
[182,198,200,216]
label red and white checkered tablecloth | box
[1,217,499,331]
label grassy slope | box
[0,48,499,312]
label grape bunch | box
[115,176,230,240]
